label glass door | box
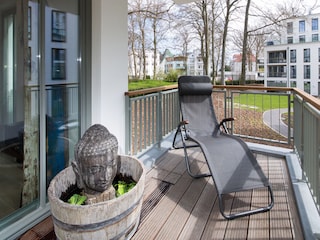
[0,0,82,231]
[0,1,37,222]
[44,0,80,187]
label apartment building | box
[264,13,320,96]
[159,49,187,75]
[128,49,161,79]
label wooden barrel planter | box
[48,155,146,240]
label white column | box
[91,0,128,153]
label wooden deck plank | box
[18,150,304,240]
[177,178,216,240]
[224,191,250,239]
[200,194,229,240]
[269,158,295,239]
[247,154,271,239]
[132,157,204,240]
[132,173,192,240]
[247,188,270,239]
[155,167,208,239]
[136,151,301,240]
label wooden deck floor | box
[132,147,303,240]
[19,147,303,240]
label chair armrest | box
[219,118,235,134]
[180,120,189,125]
[219,118,234,126]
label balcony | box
[19,85,320,239]
[124,84,320,239]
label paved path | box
[263,108,293,138]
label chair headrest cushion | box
[178,76,213,95]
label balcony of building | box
[19,85,320,240]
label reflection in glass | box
[0,0,81,231]
[0,0,40,223]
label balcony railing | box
[125,84,320,212]
[125,85,179,156]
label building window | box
[287,22,293,34]
[290,49,296,63]
[304,48,310,62]
[268,66,286,78]
[319,65,320,79]
[290,65,296,78]
[304,81,310,93]
[319,48,320,62]
[312,34,319,42]
[290,81,297,87]
[312,18,318,31]
[299,20,305,32]
[268,51,286,63]
[299,35,305,43]
[304,65,311,79]
[287,37,293,44]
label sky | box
[160,0,320,56]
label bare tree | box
[172,23,195,74]
[175,0,221,76]
[148,1,173,79]
[128,0,152,80]
[209,0,223,83]
[128,13,141,79]
[239,0,251,85]
[220,0,241,85]
[197,0,210,75]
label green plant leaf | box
[68,194,87,205]
[114,180,136,197]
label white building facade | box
[264,13,320,96]
[128,49,161,79]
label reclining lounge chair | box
[172,76,274,220]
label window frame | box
[312,18,319,31]
[299,20,305,33]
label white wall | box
[91,0,128,153]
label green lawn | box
[233,93,292,111]
[128,80,176,91]
[128,81,292,112]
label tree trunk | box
[240,0,251,85]
[20,0,39,205]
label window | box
[304,65,311,79]
[312,18,318,31]
[319,65,320,79]
[319,48,320,62]
[287,22,293,34]
[290,65,296,79]
[304,81,310,93]
[268,51,286,63]
[290,81,297,87]
[287,37,293,44]
[268,66,286,78]
[290,49,296,63]
[299,35,305,43]
[312,34,319,42]
[304,48,310,62]
[299,20,305,32]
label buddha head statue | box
[72,124,118,195]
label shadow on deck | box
[19,147,303,240]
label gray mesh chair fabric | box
[173,76,274,219]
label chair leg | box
[180,132,211,179]
[218,185,274,220]
[183,145,211,178]
[172,125,211,178]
